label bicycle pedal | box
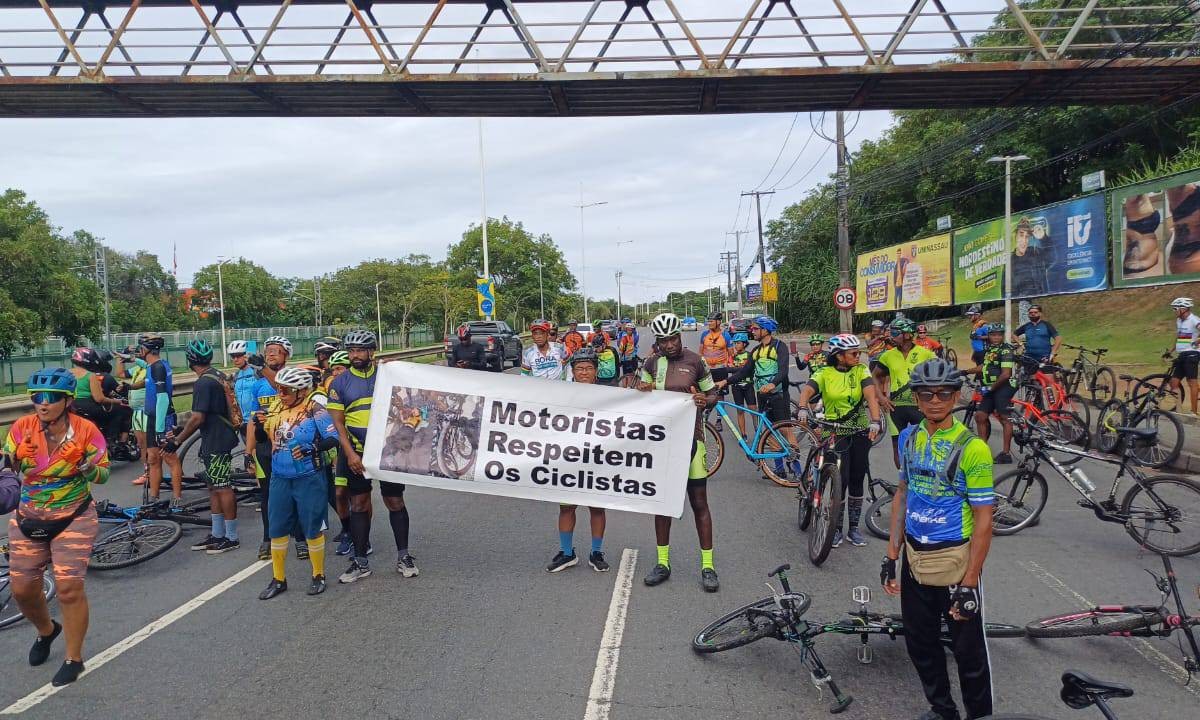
[1076,499,1096,509]
[857,645,873,664]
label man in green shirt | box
[965,324,1017,464]
[874,319,937,468]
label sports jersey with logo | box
[264,402,339,480]
[522,343,568,380]
[807,364,873,429]
[1176,313,1200,353]
[898,420,993,544]
[699,329,734,368]
[4,414,110,510]
[327,365,376,452]
[876,344,938,406]
[982,343,1017,387]
[640,349,715,442]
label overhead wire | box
[752,113,801,190]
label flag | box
[172,243,178,283]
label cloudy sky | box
[0,0,997,303]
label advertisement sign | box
[952,219,1007,304]
[476,277,495,317]
[362,362,697,517]
[855,234,953,312]
[854,247,900,313]
[1111,168,1200,288]
[762,271,779,302]
[1014,193,1108,297]
[745,283,762,302]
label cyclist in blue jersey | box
[882,358,995,720]
[966,305,989,366]
[139,333,183,509]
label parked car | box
[445,321,523,371]
[599,320,619,339]
[576,323,595,338]
[729,317,751,335]
[681,316,699,331]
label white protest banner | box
[361,362,698,518]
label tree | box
[67,230,186,333]
[191,258,284,328]
[321,256,441,346]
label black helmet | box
[569,346,599,367]
[909,358,964,389]
[139,333,165,352]
[185,338,215,366]
[95,349,114,373]
[71,347,104,372]
[314,336,342,354]
[707,312,723,322]
[343,329,378,350]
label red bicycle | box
[1016,358,1092,430]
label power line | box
[753,113,801,190]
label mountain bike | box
[982,671,1134,720]
[1015,358,1091,431]
[956,388,1090,466]
[861,471,899,540]
[692,566,1024,715]
[177,434,256,487]
[794,418,867,566]
[1,536,58,630]
[1095,358,1185,469]
[435,413,480,477]
[1061,343,1116,404]
[704,399,814,488]
[992,415,1200,556]
[89,497,210,570]
[1025,552,1199,677]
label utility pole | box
[313,276,322,327]
[94,245,111,350]
[835,111,852,333]
[741,190,775,277]
[614,270,624,320]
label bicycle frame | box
[712,400,791,461]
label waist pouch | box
[904,538,969,587]
[17,496,93,542]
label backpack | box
[902,426,978,500]
[207,368,244,429]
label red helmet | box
[917,324,928,333]
[530,319,553,332]
[457,325,471,340]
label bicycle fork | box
[798,640,853,714]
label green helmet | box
[988,322,1006,333]
[329,350,351,367]
[808,334,825,344]
[892,319,917,334]
[185,338,214,365]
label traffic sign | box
[476,277,495,318]
[480,299,493,315]
[1082,169,1106,193]
[762,271,779,302]
[833,287,856,310]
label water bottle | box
[287,438,305,474]
[1069,467,1095,494]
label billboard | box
[952,219,1006,305]
[745,283,762,302]
[1111,168,1200,288]
[855,234,954,313]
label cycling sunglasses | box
[915,389,958,402]
[29,391,69,405]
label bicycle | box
[982,670,1134,720]
[702,398,814,488]
[1061,343,1116,404]
[956,387,1090,466]
[692,565,1024,715]
[1014,358,1092,431]
[1025,552,1199,676]
[1095,354,1186,469]
[1,536,59,630]
[89,496,210,570]
[930,333,957,367]
[992,414,1200,555]
[794,418,869,566]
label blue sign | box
[480,299,494,315]
[1011,192,1108,299]
[745,283,762,302]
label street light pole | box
[575,187,608,325]
[536,257,545,319]
[375,281,385,350]
[478,117,492,321]
[216,256,231,366]
[988,154,1030,342]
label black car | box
[729,318,751,335]
[445,321,523,372]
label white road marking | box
[1,560,270,715]
[1020,559,1200,698]
[583,548,638,720]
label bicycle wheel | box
[864,492,894,540]
[693,595,801,653]
[1133,374,1181,413]
[945,348,957,367]
[90,519,183,570]
[809,463,843,566]
[1129,409,1184,469]
[757,421,815,489]
[1094,400,1125,455]
[1065,393,1091,431]
[1089,366,1117,404]
[702,421,724,478]
[0,571,56,630]
[1121,475,1200,556]
[991,470,1048,536]
[178,435,254,485]
[1026,608,1159,638]
[1038,410,1090,465]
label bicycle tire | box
[864,492,893,540]
[945,348,957,367]
[0,572,56,630]
[177,435,255,485]
[1026,608,1159,638]
[757,421,814,489]
[808,463,842,566]
[797,475,814,531]
[1090,366,1117,404]
[702,421,724,478]
[1132,373,1181,413]
[1121,475,1200,556]
[991,469,1048,536]
[693,595,807,654]
[1129,408,1184,469]
[1038,410,1090,466]
[90,519,183,571]
[1065,394,1091,432]
[1094,400,1125,455]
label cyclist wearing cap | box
[329,330,418,583]
[797,334,883,548]
[637,313,720,592]
[1170,298,1200,414]
[882,358,995,720]
[965,324,1016,464]
[874,319,938,468]
[720,316,799,480]
[522,319,568,380]
[865,320,891,361]
[796,334,828,379]
[699,312,735,384]
[967,306,989,365]
[448,325,487,370]
[138,333,184,509]
[163,340,241,555]
[4,367,110,687]
[546,347,611,574]
[914,325,943,355]
[726,332,756,437]
[1014,304,1060,367]
[562,321,586,358]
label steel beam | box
[880,0,930,66]
[1005,0,1051,60]
[831,0,877,65]
[500,0,550,72]
[343,0,397,73]
[244,0,292,75]
[39,1,90,76]
[1054,0,1100,60]
[96,2,142,76]
[48,7,89,77]
[399,0,447,73]
[316,10,355,75]
[187,0,241,73]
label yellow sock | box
[307,535,326,578]
[656,544,670,568]
[270,538,288,581]
[701,548,714,570]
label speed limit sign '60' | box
[833,287,856,310]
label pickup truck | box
[445,321,523,372]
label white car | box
[576,323,594,336]
[681,317,699,331]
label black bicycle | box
[861,470,898,540]
[992,415,1200,556]
[982,671,1133,720]
[1061,343,1117,404]
[1095,352,1186,469]
[1,536,58,630]
[693,565,1024,714]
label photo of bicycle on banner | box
[380,388,483,481]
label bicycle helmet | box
[909,358,964,389]
[457,324,472,340]
[916,324,928,333]
[827,334,862,353]
[138,333,165,352]
[530,319,553,332]
[264,335,292,355]
[621,317,632,324]
[227,340,248,355]
[732,332,750,343]
[95,349,114,373]
[707,312,723,322]
[966,304,982,315]
[343,329,378,349]
[71,347,104,372]
[27,367,77,395]
[753,315,778,333]
[988,322,1006,333]
[590,331,609,348]
[569,346,599,367]
[808,334,826,344]
[329,350,350,367]
[314,336,342,354]
[650,313,682,338]
[274,366,314,390]
[870,320,884,328]
[1171,297,1193,309]
[892,319,917,334]
[185,338,214,366]
[298,364,324,388]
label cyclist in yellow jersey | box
[874,319,938,468]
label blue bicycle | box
[89,497,209,570]
[704,400,816,488]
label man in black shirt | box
[448,326,486,370]
[163,340,241,554]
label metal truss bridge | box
[0,0,1198,117]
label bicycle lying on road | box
[692,564,1024,715]
[90,497,211,570]
[1,536,58,630]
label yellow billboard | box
[762,271,779,302]
[855,233,953,313]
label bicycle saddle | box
[768,564,791,577]
[1118,374,1136,381]
[1097,348,1108,353]
[1117,426,1157,441]
[1060,671,1133,709]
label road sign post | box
[762,271,779,302]
[833,286,856,311]
[476,277,495,318]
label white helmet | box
[1171,297,1193,309]
[227,340,248,355]
[650,313,682,338]
[827,333,862,353]
[264,336,292,355]
[274,366,314,390]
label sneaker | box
[831,530,844,548]
[366,543,374,557]
[397,554,419,578]
[258,578,287,600]
[338,561,372,584]
[335,534,353,556]
[307,575,327,596]
[28,620,61,667]
[644,563,671,586]
[190,534,219,551]
[847,529,867,547]
[547,551,579,573]
[995,452,1014,465]
[588,551,610,572]
[701,568,720,593]
[296,543,309,560]
[131,473,147,486]
[51,659,85,687]
[206,537,240,555]
[257,542,270,561]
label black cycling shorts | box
[340,450,405,498]
[730,384,756,408]
[1171,351,1200,381]
[978,385,1016,416]
[758,392,789,424]
[889,405,923,438]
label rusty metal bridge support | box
[0,0,1197,117]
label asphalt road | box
[2,332,1198,719]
